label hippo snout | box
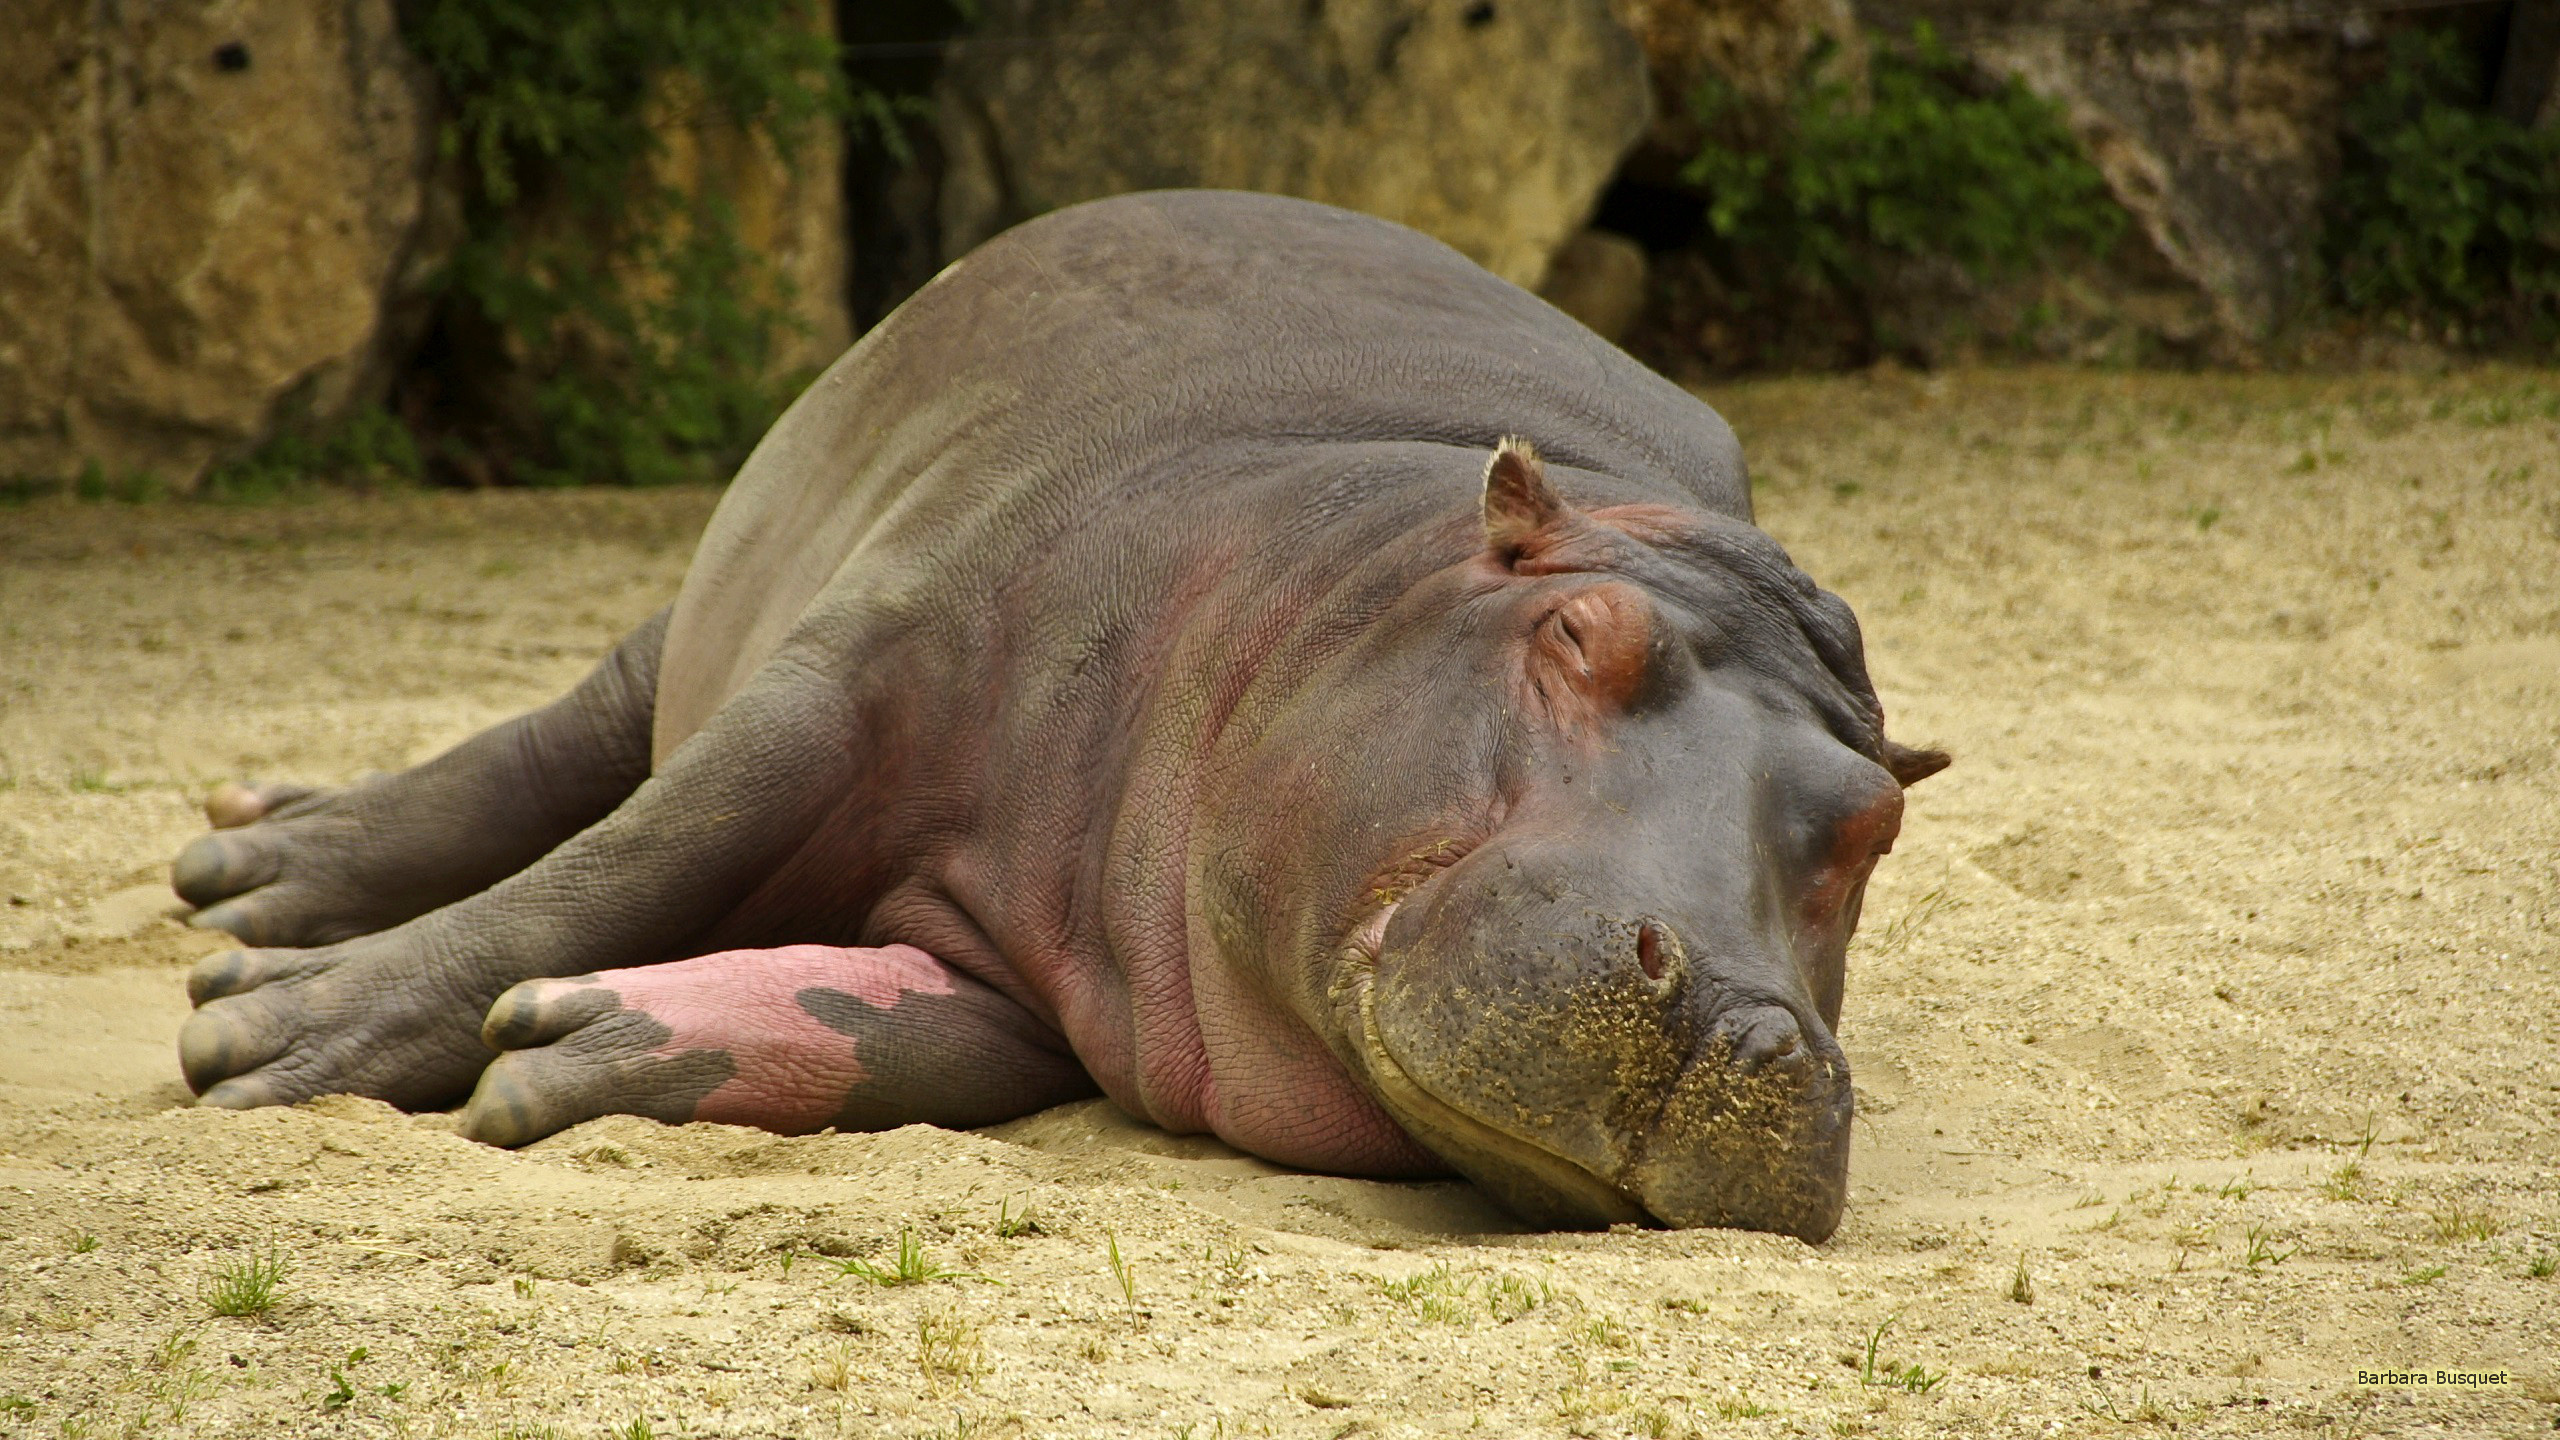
[1352,872,1857,1238]
[1624,1002,1854,1241]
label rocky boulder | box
[0,0,453,491]
[933,0,1652,292]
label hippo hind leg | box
[173,608,668,947]
[461,944,1097,1146]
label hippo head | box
[1205,438,1947,1242]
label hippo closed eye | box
[171,190,1942,1241]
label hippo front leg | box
[173,608,667,948]
[177,649,865,1113]
[460,943,1096,1145]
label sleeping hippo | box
[171,191,1944,1241]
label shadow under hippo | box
[169,191,1945,1242]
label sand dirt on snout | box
[1,369,2556,1438]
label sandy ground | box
[0,368,2554,1440]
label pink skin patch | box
[586,944,956,1133]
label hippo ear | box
[1482,436,1575,562]
[1881,739,1951,787]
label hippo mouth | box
[1336,895,1655,1229]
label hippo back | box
[653,190,1750,761]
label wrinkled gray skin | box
[172,192,1942,1241]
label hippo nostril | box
[1716,1004,1806,1073]
[1636,922,1664,980]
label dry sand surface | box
[0,369,2554,1439]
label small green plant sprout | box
[1871,884,1954,956]
[995,1195,1043,1238]
[205,1244,287,1318]
[2241,1223,2296,1270]
[2321,1160,2365,1201]
[2401,1264,2448,1287]
[320,1345,371,1411]
[1106,1230,1138,1309]
[2007,1254,2035,1305]
[2069,1189,2108,1210]
[613,1417,655,1440]
[2428,1201,2501,1242]
[1857,1315,1945,1394]
[2355,1112,2379,1157]
[2081,1385,2171,1425]
[512,1276,537,1300]
[1713,1395,1775,1420]
[2524,1250,2555,1279]
[63,1229,99,1255]
[835,1226,984,1286]
[2214,1172,2256,1200]
[915,1307,985,1390]
[1658,1294,1708,1317]
[776,1246,799,1276]
[0,1396,35,1420]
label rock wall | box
[0,0,454,490]
[934,0,1653,292]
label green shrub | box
[201,404,423,499]
[2325,28,2560,347]
[1682,25,2124,312]
[400,0,853,485]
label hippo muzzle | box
[1344,853,1857,1242]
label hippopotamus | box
[170,191,1944,1241]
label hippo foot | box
[180,930,497,1111]
[462,945,1098,1147]
[174,777,482,947]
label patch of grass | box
[2523,1250,2555,1279]
[2428,1201,2502,1242]
[2214,1172,2257,1200]
[610,1419,655,1440]
[64,1230,99,1255]
[2081,1385,2172,1425]
[2241,1223,2296,1270]
[915,1307,985,1390]
[2008,1253,2035,1305]
[835,1226,981,1286]
[1581,1315,1636,1352]
[994,1195,1043,1239]
[0,1396,34,1420]
[808,1342,854,1393]
[2321,1160,2365,1201]
[205,1245,287,1318]
[2401,1264,2448,1286]
[1713,1396,1776,1420]
[1856,1315,1945,1394]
